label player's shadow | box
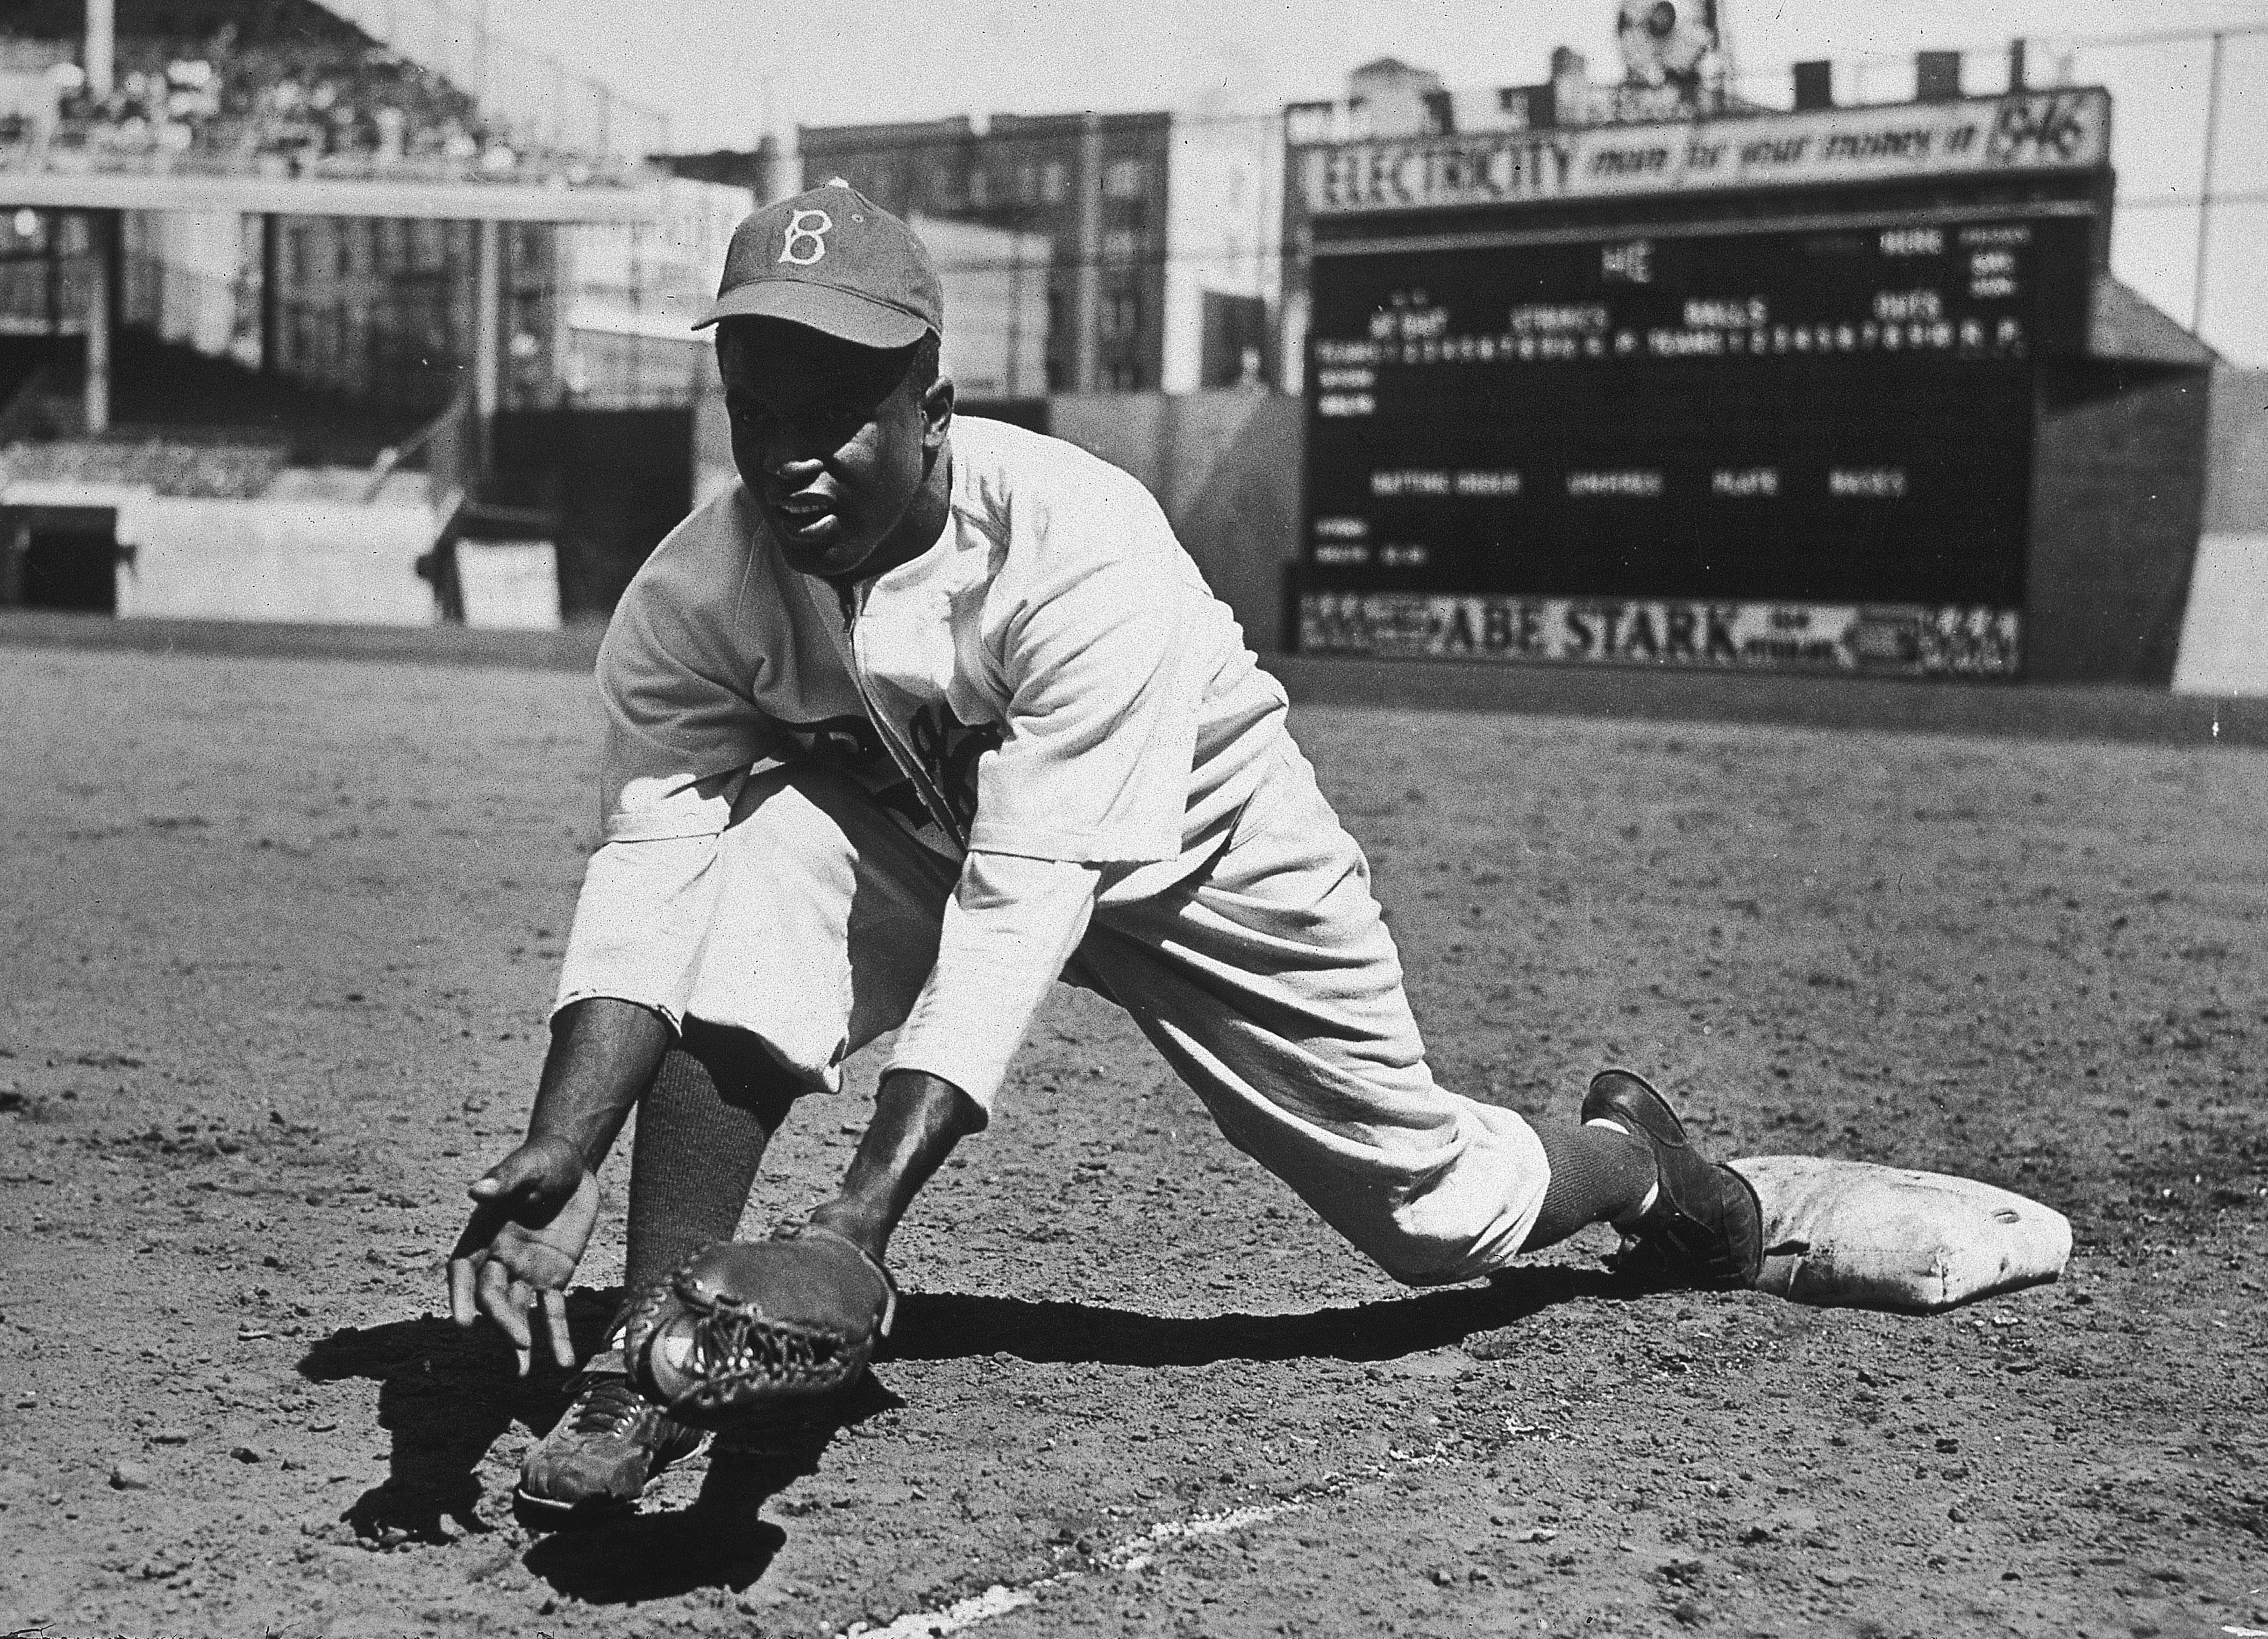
[297,1288,625,1544]
[516,1461,791,1602]
[288,1266,1615,1594]
[886,1262,1624,1368]
[515,1273,1618,1603]
[516,1373,900,1605]
[297,1292,900,1602]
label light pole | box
[83,0,116,434]
[2191,31,2226,337]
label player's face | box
[718,320,949,581]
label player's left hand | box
[623,1225,897,1430]
[446,1135,600,1375]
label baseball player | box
[447,181,1762,1514]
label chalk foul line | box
[838,1442,1464,1639]
[840,1500,1310,1639]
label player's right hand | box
[447,1135,600,1376]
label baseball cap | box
[696,179,943,346]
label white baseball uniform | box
[555,416,1548,1284]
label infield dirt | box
[1,643,2262,1639]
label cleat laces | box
[567,1374,653,1437]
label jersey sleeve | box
[881,849,1099,1117]
[596,544,777,844]
[556,524,775,1025]
[963,493,1203,864]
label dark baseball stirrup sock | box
[623,1020,800,1301]
[1518,1117,1660,1252]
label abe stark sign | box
[1298,593,2023,678]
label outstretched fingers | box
[447,1238,571,1373]
[447,1253,479,1330]
[446,1197,503,1329]
[540,1288,575,1369]
[445,1152,593,1370]
[446,1190,512,1327]
[477,1254,535,1373]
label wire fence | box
[559,323,704,410]
[769,25,2268,366]
[1706,27,2268,361]
[1,19,2263,391]
[115,248,477,413]
[2070,28,2268,361]
[0,242,536,417]
[0,233,704,417]
[318,0,671,165]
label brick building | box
[798,112,1173,393]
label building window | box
[969,169,989,206]
[1041,160,1067,204]
[1104,158,1147,199]
[1105,292,1140,337]
[1103,228,1141,265]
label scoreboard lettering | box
[1300,214,2094,677]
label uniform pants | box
[681,739,1549,1286]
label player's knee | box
[1344,1224,1490,1288]
[1373,1248,1481,1288]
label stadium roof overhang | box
[0,170,665,223]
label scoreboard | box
[1298,211,2097,677]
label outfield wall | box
[1047,390,1300,655]
[1,370,2250,683]
[700,376,2262,683]
[115,487,445,625]
[0,471,449,626]
[2174,369,2268,696]
[2205,369,2268,532]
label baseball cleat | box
[1581,1068,1764,1291]
[515,1349,707,1517]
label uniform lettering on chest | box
[904,702,1004,839]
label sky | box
[460,0,2268,358]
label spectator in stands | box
[0,23,614,185]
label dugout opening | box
[0,504,126,614]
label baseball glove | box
[622,1225,897,1432]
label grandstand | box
[0,0,643,185]
[0,0,684,627]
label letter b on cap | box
[778,209,832,267]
